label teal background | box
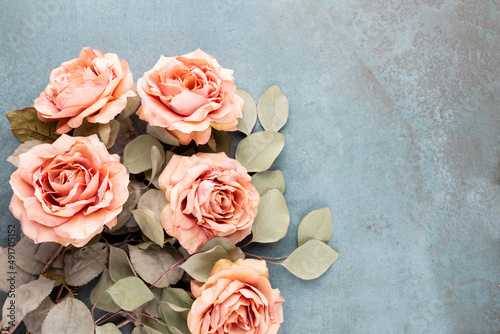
[1,1,499,333]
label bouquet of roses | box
[1,47,339,334]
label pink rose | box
[9,135,129,247]
[159,152,259,253]
[136,49,244,145]
[34,47,135,134]
[188,259,284,334]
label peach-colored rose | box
[188,259,284,334]
[159,152,259,253]
[136,49,244,145]
[34,47,135,134]
[9,134,129,247]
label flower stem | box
[38,244,64,278]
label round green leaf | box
[251,189,290,243]
[64,243,108,286]
[121,83,141,118]
[199,237,244,262]
[131,209,165,246]
[41,298,94,334]
[109,246,136,282]
[236,89,257,135]
[235,131,285,172]
[158,301,190,334]
[297,207,334,246]
[150,145,165,182]
[161,287,194,312]
[251,170,285,196]
[123,135,164,174]
[128,245,184,288]
[107,276,154,311]
[282,239,339,280]
[90,268,121,313]
[257,85,289,132]
[147,124,180,146]
[180,246,232,282]
[96,323,123,334]
[137,189,169,224]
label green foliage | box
[297,207,334,246]
[131,209,165,246]
[123,135,165,174]
[106,276,154,311]
[235,131,285,172]
[128,244,184,288]
[199,237,245,262]
[108,246,136,282]
[180,246,232,282]
[251,170,286,195]
[251,189,290,243]
[6,107,59,143]
[236,89,257,135]
[90,268,121,313]
[96,323,123,334]
[257,85,289,132]
[282,239,339,280]
[73,118,120,148]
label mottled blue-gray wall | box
[0,1,498,333]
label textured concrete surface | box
[0,1,499,333]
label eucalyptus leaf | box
[14,237,45,275]
[257,85,289,132]
[142,317,183,334]
[90,268,121,313]
[236,89,257,135]
[282,239,339,280]
[137,188,169,224]
[106,119,121,148]
[1,277,55,325]
[131,209,165,246]
[145,150,174,189]
[6,140,43,167]
[107,276,154,311]
[121,83,141,118]
[64,243,108,286]
[158,301,190,334]
[180,246,232,282]
[41,298,94,334]
[235,131,285,172]
[144,287,162,318]
[96,323,123,334]
[147,124,180,146]
[73,119,112,146]
[251,170,285,195]
[0,247,35,293]
[128,244,184,288]
[23,297,55,334]
[199,129,232,156]
[251,189,290,243]
[297,207,334,246]
[6,107,59,143]
[109,246,136,282]
[124,135,164,174]
[150,145,165,182]
[199,237,244,262]
[161,287,194,312]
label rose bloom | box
[34,47,135,134]
[188,259,284,334]
[9,135,129,247]
[159,152,259,253]
[136,49,244,145]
